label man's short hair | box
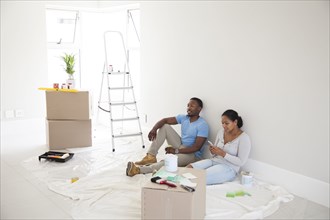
[190,97,203,108]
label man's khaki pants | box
[140,124,199,174]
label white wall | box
[44,0,98,9]
[96,0,138,8]
[140,1,329,187]
[1,1,48,119]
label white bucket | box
[164,154,178,172]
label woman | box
[187,109,251,185]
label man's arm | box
[165,136,207,154]
[148,117,178,141]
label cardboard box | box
[46,91,91,120]
[141,167,206,220]
[46,119,92,150]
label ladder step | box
[112,117,139,122]
[109,86,133,90]
[113,132,142,138]
[110,101,136,106]
[106,71,129,75]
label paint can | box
[241,171,253,187]
[61,83,68,89]
[164,154,178,172]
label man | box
[126,97,209,177]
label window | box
[127,9,140,49]
[46,9,78,44]
[127,9,141,100]
[46,8,81,87]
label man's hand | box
[148,129,157,141]
[165,146,175,154]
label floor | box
[1,118,329,219]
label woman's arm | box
[223,134,251,166]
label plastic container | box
[38,151,74,163]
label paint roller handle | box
[151,176,177,188]
[181,184,195,192]
[160,180,177,188]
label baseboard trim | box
[242,159,329,208]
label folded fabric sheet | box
[206,181,294,219]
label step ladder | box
[98,30,145,152]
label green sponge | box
[235,190,245,196]
[226,192,236,198]
[226,190,251,198]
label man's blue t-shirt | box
[176,114,209,158]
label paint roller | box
[151,176,177,188]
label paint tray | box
[38,151,74,163]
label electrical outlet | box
[5,110,15,118]
[15,109,24,118]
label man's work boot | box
[126,162,140,177]
[135,153,157,166]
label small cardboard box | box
[46,119,92,150]
[46,91,91,120]
[141,167,206,220]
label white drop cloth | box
[22,140,293,219]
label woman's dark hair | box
[190,97,203,108]
[222,109,243,128]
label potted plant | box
[61,53,76,88]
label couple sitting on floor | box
[126,97,251,185]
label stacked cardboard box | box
[45,91,92,150]
[141,167,206,219]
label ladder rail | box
[127,71,144,146]
[104,31,130,73]
[106,68,116,150]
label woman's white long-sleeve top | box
[213,129,252,173]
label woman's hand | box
[209,146,226,157]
